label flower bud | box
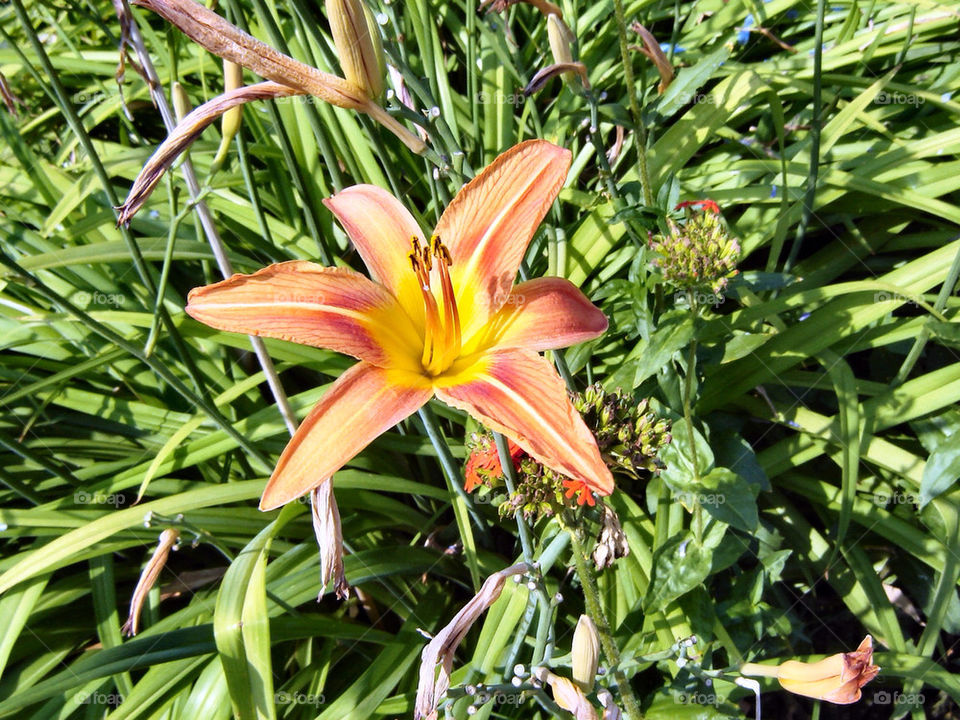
[221,60,244,143]
[572,614,600,691]
[326,0,386,100]
[548,14,574,65]
[171,82,191,123]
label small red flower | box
[562,479,596,506]
[675,199,720,215]
[464,440,525,491]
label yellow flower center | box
[408,235,461,375]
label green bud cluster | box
[572,384,672,479]
[649,212,740,295]
[467,384,671,521]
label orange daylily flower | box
[186,140,613,510]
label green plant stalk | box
[494,432,555,665]
[682,291,703,542]
[568,527,643,720]
[610,0,653,207]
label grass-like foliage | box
[1,0,959,717]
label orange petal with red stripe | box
[260,362,433,509]
[468,277,607,354]
[185,260,421,369]
[436,350,613,497]
[323,184,426,328]
[434,140,572,343]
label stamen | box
[431,235,461,367]
[408,235,461,375]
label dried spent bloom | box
[592,502,630,570]
[572,614,600,691]
[630,22,674,93]
[648,209,740,295]
[534,668,599,720]
[740,636,880,704]
[122,528,180,636]
[480,0,562,18]
[464,384,671,519]
[415,563,529,719]
[525,62,590,95]
[311,482,349,600]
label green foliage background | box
[0,0,959,716]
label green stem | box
[681,292,702,541]
[568,527,643,720]
[495,432,555,665]
[610,0,653,207]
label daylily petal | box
[323,185,426,329]
[434,140,571,342]
[261,362,433,509]
[186,260,422,369]
[435,350,613,497]
[468,277,607,353]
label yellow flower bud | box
[326,0,386,100]
[171,82,191,123]
[547,14,574,65]
[221,60,244,143]
[572,614,600,691]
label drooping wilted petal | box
[117,82,303,224]
[630,22,674,93]
[132,0,367,109]
[480,0,563,18]
[534,668,599,720]
[130,0,425,153]
[311,482,349,600]
[415,563,529,720]
[525,62,590,95]
[122,528,179,636]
